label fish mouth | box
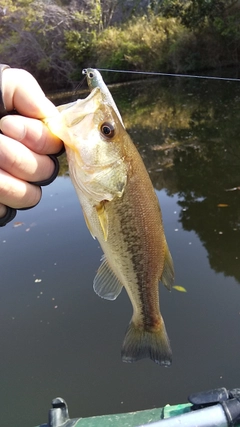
[58,87,102,128]
[45,88,102,152]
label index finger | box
[2,68,58,119]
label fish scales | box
[102,155,165,328]
[79,143,172,364]
[45,69,174,365]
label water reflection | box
[58,77,240,284]
[121,79,240,285]
[1,76,240,427]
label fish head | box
[46,88,129,203]
[82,68,103,91]
[83,68,125,128]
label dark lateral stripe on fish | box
[118,200,159,329]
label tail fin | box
[121,320,172,366]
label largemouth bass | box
[46,70,174,365]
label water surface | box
[0,76,240,426]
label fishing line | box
[97,68,240,82]
[73,74,87,93]
[68,74,89,102]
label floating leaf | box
[13,222,24,227]
[225,187,240,192]
[173,285,187,293]
[217,204,228,208]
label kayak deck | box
[37,400,192,427]
[36,387,240,427]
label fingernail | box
[0,116,27,141]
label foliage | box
[0,0,75,88]
[93,15,186,78]
[160,0,240,29]
[1,0,240,88]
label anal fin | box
[161,242,174,291]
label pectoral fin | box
[93,255,123,300]
[161,243,174,291]
[96,201,108,241]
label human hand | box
[0,66,63,225]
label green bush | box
[93,15,186,79]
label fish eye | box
[100,122,115,139]
[89,72,94,78]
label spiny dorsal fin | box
[93,255,123,300]
[161,243,174,291]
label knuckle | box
[24,185,42,208]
